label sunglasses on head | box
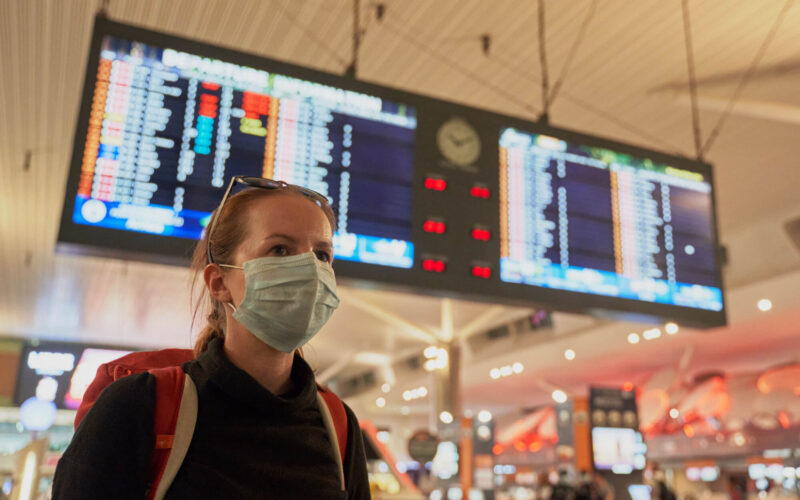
[206,175,330,265]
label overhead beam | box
[337,288,438,344]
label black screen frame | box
[58,16,726,327]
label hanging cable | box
[537,0,551,122]
[96,0,111,17]
[379,10,684,154]
[345,0,361,77]
[380,19,539,114]
[681,0,704,161]
[549,0,598,105]
[279,1,349,68]
[489,51,685,154]
[701,0,794,155]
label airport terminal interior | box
[1,0,800,499]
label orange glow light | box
[623,382,634,392]
[528,441,543,453]
[514,441,526,452]
[683,424,696,438]
[493,444,504,455]
[778,411,790,429]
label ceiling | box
[1,0,800,421]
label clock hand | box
[457,135,475,144]
[448,133,463,146]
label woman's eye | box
[269,245,288,256]
[315,250,331,262]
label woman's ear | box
[204,264,233,304]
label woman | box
[53,178,370,499]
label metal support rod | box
[537,0,550,122]
[347,0,361,78]
[681,0,704,161]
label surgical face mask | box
[221,252,340,353]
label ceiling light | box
[500,366,513,377]
[381,383,391,393]
[669,408,680,419]
[376,397,386,408]
[758,299,772,312]
[643,328,662,340]
[564,349,576,361]
[512,362,524,374]
[402,391,411,401]
[552,390,568,404]
[665,322,679,335]
[424,346,439,358]
[490,368,501,379]
[439,411,454,424]
[628,333,640,344]
[377,430,390,443]
[478,410,493,423]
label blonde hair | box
[191,186,336,355]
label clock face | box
[436,117,481,167]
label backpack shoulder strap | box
[146,367,198,500]
[316,388,348,491]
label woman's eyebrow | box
[262,233,297,242]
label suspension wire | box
[549,0,598,105]
[279,1,349,68]
[96,0,111,17]
[680,0,704,161]
[379,9,685,154]
[489,51,685,154]
[701,0,794,155]
[346,0,362,77]
[537,0,551,122]
[380,19,540,115]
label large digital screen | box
[499,128,723,312]
[591,427,647,473]
[14,341,132,410]
[59,18,726,326]
[63,28,416,268]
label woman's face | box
[224,193,334,307]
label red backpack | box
[75,349,349,500]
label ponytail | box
[193,300,226,356]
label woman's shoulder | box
[77,372,157,431]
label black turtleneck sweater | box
[52,338,370,499]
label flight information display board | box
[498,128,722,312]
[65,28,416,268]
[59,18,726,326]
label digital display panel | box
[66,33,416,268]
[591,427,647,473]
[499,128,723,312]
[59,19,726,327]
[14,341,132,410]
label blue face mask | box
[222,252,340,353]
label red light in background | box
[470,186,490,199]
[201,82,220,91]
[778,411,790,429]
[424,178,447,191]
[623,382,634,392]
[492,444,504,455]
[528,441,542,453]
[422,259,446,272]
[683,424,695,438]
[472,228,491,241]
[471,266,491,279]
[514,441,526,452]
[423,220,446,234]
